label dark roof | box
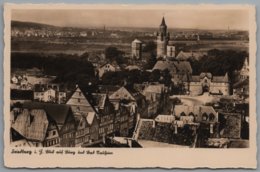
[34,84,48,92]
[98,85,121,96]
[125,86,145,101]
[92,93,107,109]
[137,119,195,146]
[22,102,71,125]
[160,16,167,27]
[11,89,33,100]
[233,78,249,88]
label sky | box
[11,9,249,30]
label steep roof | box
[160,16,167,27]
[11,108,49,142]
[22,102,71,125]
[153,60,192,74]
[92,93,107,109]
[173,61,193,74]
[153,60,177,74]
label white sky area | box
[12,9,249,30]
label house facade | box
[183,72,230,96]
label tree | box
[143,41,156,52]
[104,47,124,62]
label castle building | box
[131,39,142,59]
[156,17,170,58]
[183,72,230,96]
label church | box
[154,17,230,96]
[156,17,175,59]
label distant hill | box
[11,20,58,30]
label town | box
[10,17,249,148]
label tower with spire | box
[156,16,170,58]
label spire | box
[160,16,167,27]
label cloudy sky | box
[12,9,249,30]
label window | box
[209,113,215,121]
[78,98,81,103]
[53,131,56,136]
[202,113,208,121]
[79,92,82,96]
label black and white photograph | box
[4,3,257,168]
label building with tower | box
[131,39,142,59]
[156,17,170,58]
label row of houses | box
[10,83,169,147]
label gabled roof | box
[11,108,49,142]
[22,102,72,126]
[132,39,142,44]
[176,51,206,61]
[153,60,192,74]
[152,60,177,74]
[66,86,97,112]
[173,61,192,74]
[99,61,121,70]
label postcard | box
[3,3,257,168]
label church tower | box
[156,17,170,58]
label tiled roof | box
[22,102,71,125]
[11,108,49,142]
[136,119,196,146]
[153,60,192,74]
[152,60,177,74]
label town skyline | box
[12,9,249,30]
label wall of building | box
[189,82,203,95]
[210,83,230,95]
